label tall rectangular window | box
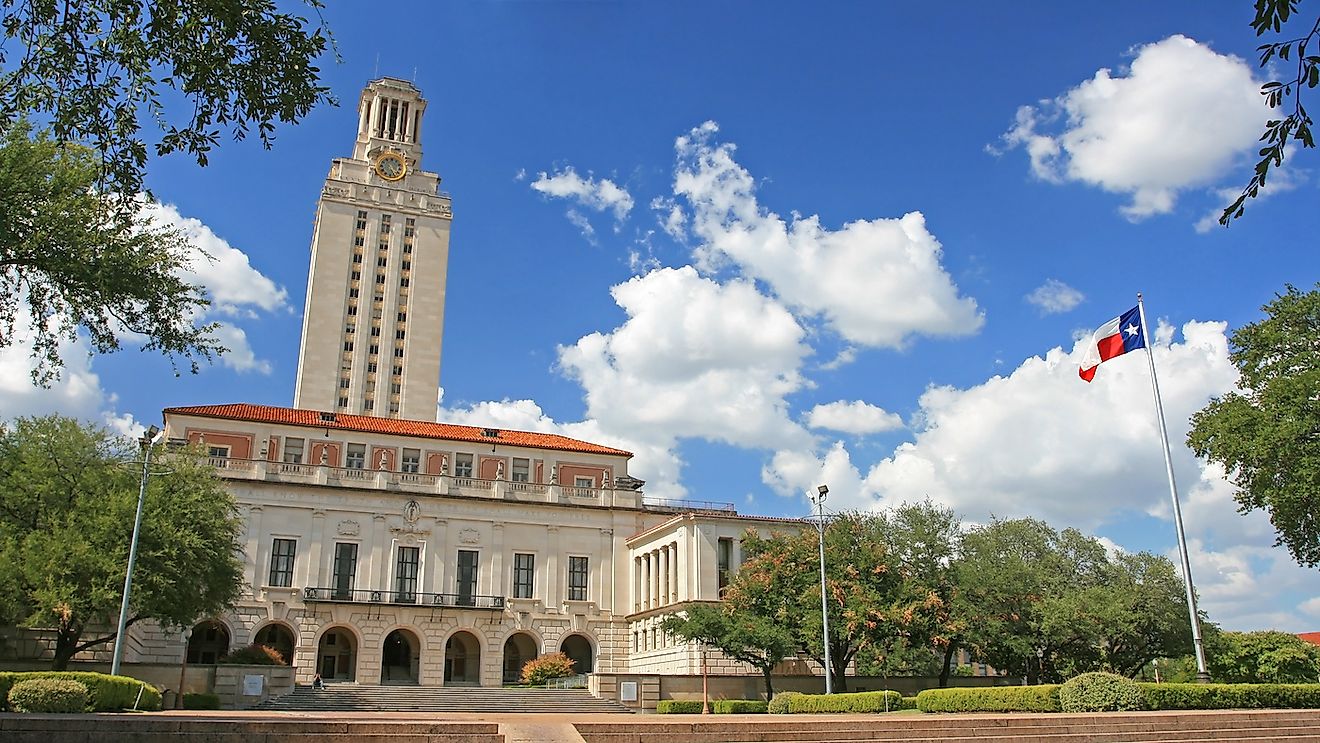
[332,542,357,599]
[511,458,530,482]
[346,443,366,469]
[567,556,589,601]
[395,546,419,603]
[401,448,420,473]
[454,453,473,478]
[283,437,305,464]
[513,553,535,599]
[717,537,734,597]
[456,549,478,605]
[269,538,296,587]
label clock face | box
[375,153,406,181]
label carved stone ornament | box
[440,454,449,475]
[337,519,360,536]
[403,499,421,525]
[458,528,480,545]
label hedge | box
[183,692,222,710]
[917,685,1062,713]
[712,699,769,714]
[787,690,903,713]
[656,699,705,713]
[898,695,920,711]
[0,672,161,712]
[1139,683,1320,710]
[1060,672,1144,712]
[8,678,90,713]
[768,690,801,714]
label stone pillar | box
[307,510,325,589]
[491,523,505,598]
[642,553,651,610]
[431,519,448,594]
[651,549,661,607]
[670,541,679,602]
[247,506,264,595]
[633,556,642,612]
[659,546,669,607]
[546,526,560,608]
[372,514,388,593]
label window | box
[392,365,403,376]
[574,476,595,489]
[513,553,535,598]
[456,550,478,605]
[377,256,388,267]
[269,538,296,587]
[395,329,406,340]
[400,277,410,288]
[511,458,530,483]
[369,344,379,355]
[567,556,589,601]
[339,378,350,389]
[401,260,411,271]
[390,382,401,394]
[332,542,357,599]
[351,270,361,280]
[454,453,473,478]
[283,437,304,464]
[207,445,229,459]
[393,348,404,358]
[375,274,386,284]
[370,326,381,337]
[346,443,366,469]
[349,288,360,299]
[352,251,363,263]
[402,448,420,473]
[395,546,419,602]
[354,235,365,247]
[345,324,355,334]
[718,537,734,598]
[338,396,349,407]
[367,362,377,373]
[389,402,399,414]
[364,399,374,411]
[347,304,358,316]
[380,214,391,233]
[403,243,412,254]
[343,341,354,352]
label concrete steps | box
[0,717,504,743]
[255,683,633,714]
[574,709,1320,743]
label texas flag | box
[1079,306,1146,382]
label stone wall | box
[213,664,296,709]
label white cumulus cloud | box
[998,35,1266,220]
[806,400,904,435]
[1026,279,1085,314]
[531,166,634,239]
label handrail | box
[302,586,505,609]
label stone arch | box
[381,627,421,684]
[252,621,296,666]
[559,633,595,675]
[443,629,483,685]
[502,631,540,684]
[315,625,359,682]
[186,619,231,664]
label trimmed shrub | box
[520,652,576,685]
[0,672,161,711]
[787,690,903,713]
[0,672,17,711]
[1060,672,1145,712]
[897,695,920,711]
[917,685,1062,713]
[183,692,222,710]
[656,699,705,713]
[8,678,90,713]
[712,699,769,714]
[767,690,802,714]
[1140,682,1320,710]
[218,643,286,665]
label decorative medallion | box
[337,519,360,536]
[403,499,421,525]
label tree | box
[0,415,244,669]
[1220,1,1319,225]
[660,601,797,699]
[1187,284,1320,567]
[0,0,335,381]
[0,122,220,384]
[1207,630,1320,683]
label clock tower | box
[293,78,453,420]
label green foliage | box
[916,685,1062,713]
[0,122,221,384]
[785,690,903,713]
[660,601,796,699]
[7,678,90,713]
[655,699,705,713]
[219,643,287,665]
[1189,285,1320,567]
[183,692,221,710]
[520,652,576,685]
[711,699,769,714]
[0,671,158,711]
[1059,672,1145,712]
[1220,5,1320,225]
[1207,630,1320,683]
[898,695,920,710]
[1139,682,1320,710]
[0,416,244,669]
[767,690,802,714]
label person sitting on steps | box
[312,673,324,690]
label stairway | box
[255,683,633,713]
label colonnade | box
[633,541,679,612]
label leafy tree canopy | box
[1187,284,1320,567]
[660,601,797,699]
[1207,630,1320,683]
[0,415,245,669]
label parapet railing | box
[302,586,505,610]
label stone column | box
[491,523,505,598]
[659,546,669,607]
[546,526,560,608]
[670,541,679,602]
[633,556,642,612]
[306,510,326,589]
[247,506,264,595]
[372,514,388,594]
[651,549,660,608]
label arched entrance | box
[381,629,420,684]
[560,634,593,675]
[253,623,295,665]
[502,632,538,684]
[444,631,482,685]
[316,627,357,681]
[186,621,229,664]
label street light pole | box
[812,485,833,694]
[111,425,164,677]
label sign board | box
[242,674,265,696]
[619,680,638,703]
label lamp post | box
[811,484,833,695]
[111,425,165,677]
[176,627,192,709]
[701,645,710,714]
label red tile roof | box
[163,403,632,458]
[1299,632,1320,647]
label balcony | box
[302,586,506,610]
[202,456,644,508]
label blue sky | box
[5,1,1319,632]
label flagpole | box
[1136,292,1210,682]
